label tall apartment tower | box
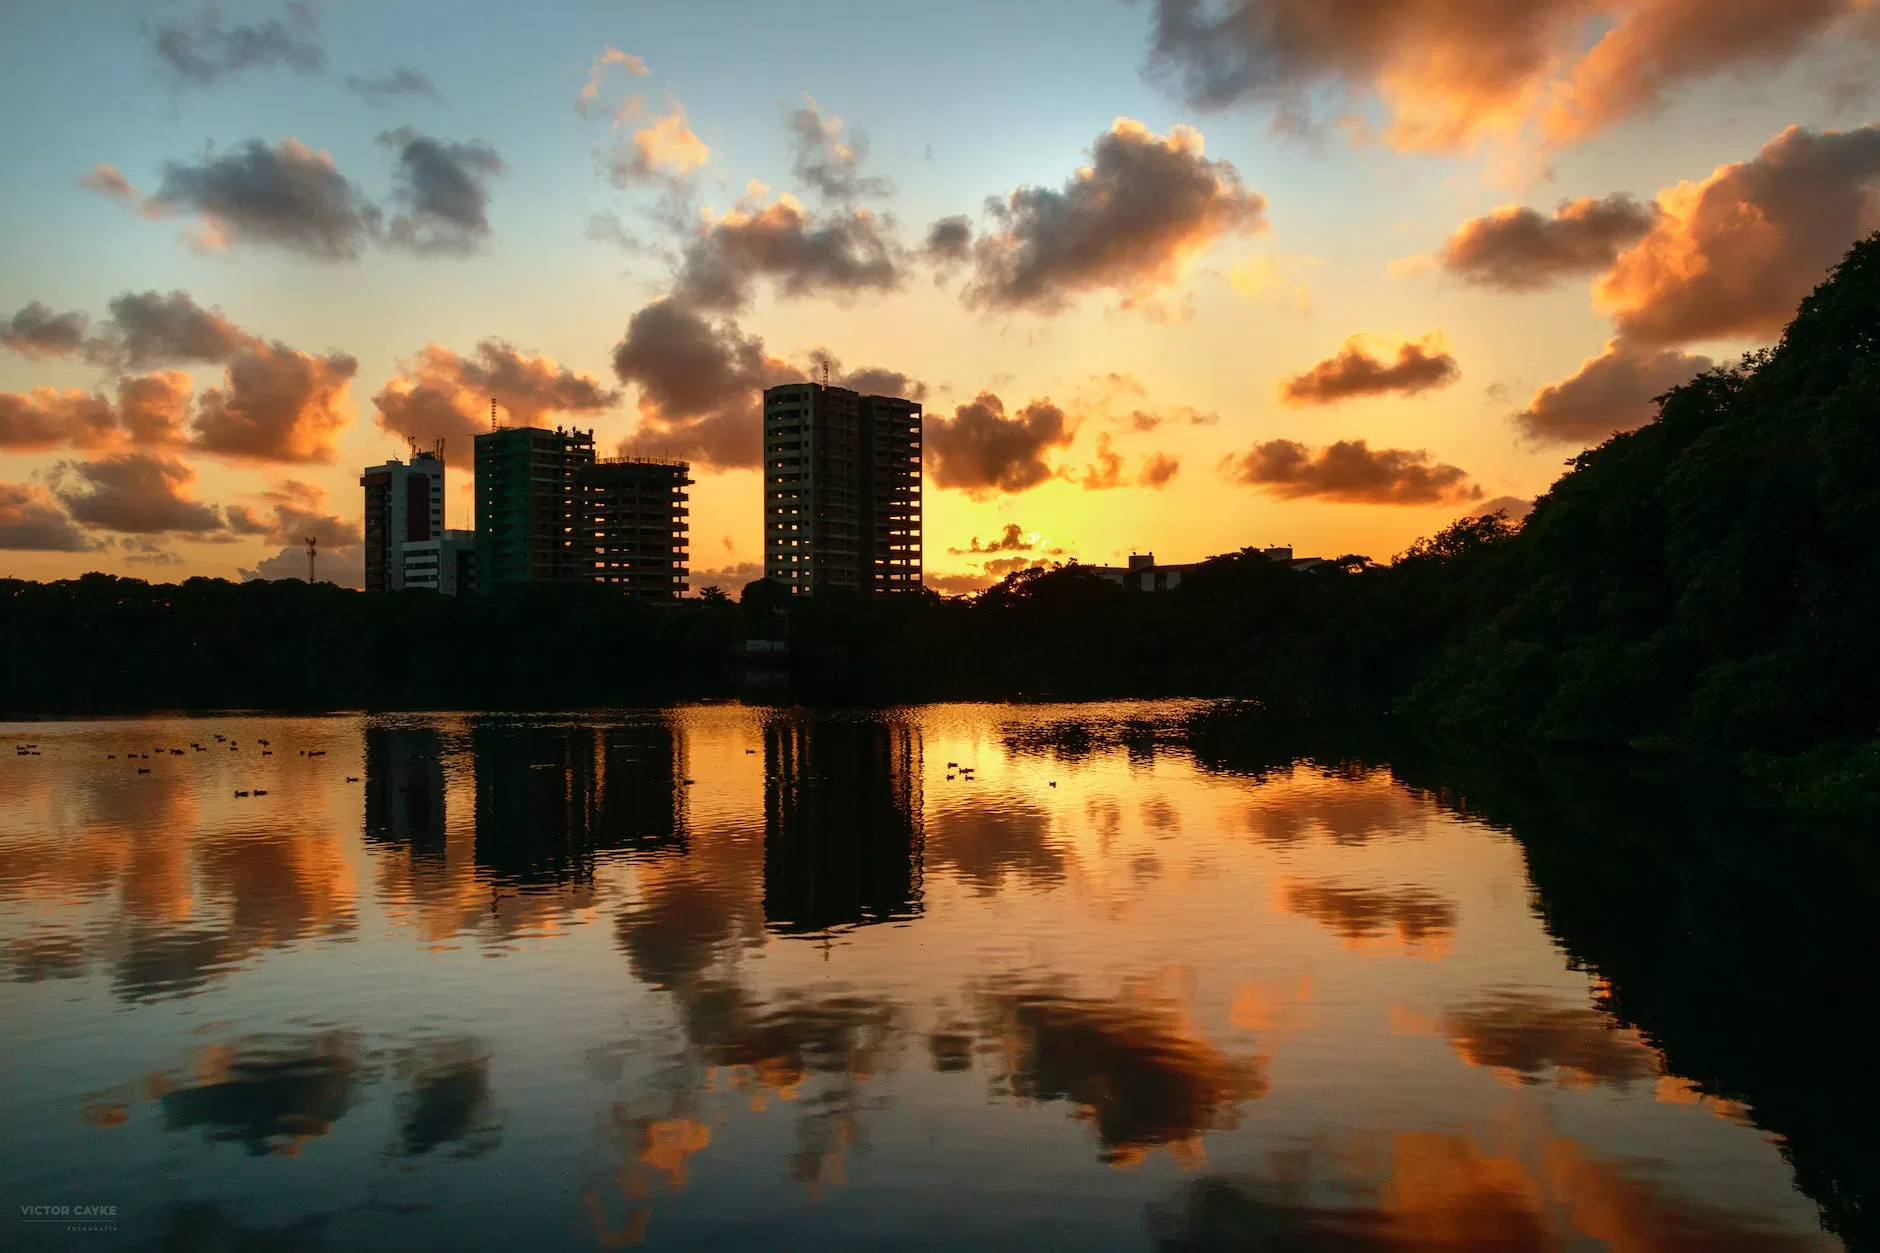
[762,381,921,595]
[474,425,595,589]
[579,458,692,599]
[360,448,445,592]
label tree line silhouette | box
[4,233,1876,817]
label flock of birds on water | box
[14,739,1057,791]
[13,733,362,798]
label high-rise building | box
[473,425,595,589]
[360,449,445,592]
[763,381,921,595]
[401,529,477,596]
[579,458,691,599]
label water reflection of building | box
[762,719,922,934]
[364,727,447,861]
[472,719,685,887]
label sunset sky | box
[3,0,1878,594]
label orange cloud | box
[1540,0,1867,144]
[926,392,1080,498]
[965,118,1267,313]
[1069,432,1181,491]
[226,479,362,548]
[126,138,379,262]
[374,339,621,467]
[46,449,223,530]
[674,192,903,313]
[1146,0,1875,154]
[1436,195,1659,291]
[1227,251,1320,310]
[1222,439,1481,507]
[0,388,123,451]
[608,97,711,184]
[0,300,90,358]
[787,94,892,203]
[192,340,356,463]
[1280,333,1459,406]
[577,45,650,116]
[117,372,193,445]
[1516,339,1714,445]
[610,300,799,469]
[1597,123,1880,346]
[0,482,95,551]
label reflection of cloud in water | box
[1438,991,1660,1090]
[106,829,358,1001]
[149,1201,328,1252]
[198,832,356,947]
[583,980,902,1239]
[627,1114,713,1189]
[1140,796,1181,833]
[395,1038,502,1158]
[678,980,902,1093]
[0,770,200,918]
[1280,878,1457,955]
[1230,975,1319,1035]
[112,926,245,1001]
[1148,1130,1831,1251]
[966,979,1268,1167]
[159,1032,366,1157]
[615,858,760,991]
[1244,771,1433,846]
[6,931,87,981]
[926,799,1062,894]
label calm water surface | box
[0,703,1849,1249]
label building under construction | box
[763,381,921,595]
[473,418,691,598]
[474,424,595,589]
[579,458,691,599]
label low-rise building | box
[1092,547,1327,590]
[1091,552,1199,591]
[401,530,477,596]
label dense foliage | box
[4,233,1876,810]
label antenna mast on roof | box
[821,357,829,387]
[490,397,497,432]
[305,536,318,584]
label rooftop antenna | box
[490,397,498,432]
[821,358,830,387]
[305,536,318,584]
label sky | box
[2,0,1878,594]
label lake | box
[0,702,1862,1250]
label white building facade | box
[400,529,477,596]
